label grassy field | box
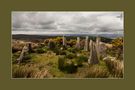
[12,36,124,78]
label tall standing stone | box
[88,41,99,65]
[96,37,101,60]
[63,35,66,46]
[99,42,108,58]
[76,37,80,49]
[84,36,89,51]
[89,39,93,51]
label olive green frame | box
[0,0,134,90]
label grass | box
[12,37,124,78]
[31,51,58,63]
[12,51,65,78]
[12,50,123,78]
[49,67,65,78]
[12,51,123,78]
[12,64,39,78]
[84,65,110,78]
[76,61,110,78]
[105,59,124,78]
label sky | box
[12,11,124,35]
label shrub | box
[58,56,77,73]
[64,61,77,73]
[76,59,83,67]
[67,39,76,47]
[49,67,64,77]
[54,37,63,45]
[112,37,123,48]
[67,47,79,53]
[48,40,56,50]
[12,52,21,64]
[59,50,67,55]
[36,48,47,54]
[58,56,66,70]
[107,37,123,60]
[66,51,76,59]
[72,55,88,67]
[23,53,32,60]
[52,47,61,55]
[21,53,33,63]
[77,55,88,62]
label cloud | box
[12,11,124,34]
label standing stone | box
[17,45,28,64]
[84,36,89,51]
[96,37,107,59]
[89,39,93,51]
[63,35,66,46]
[96,37,101,60]
[88,41,99,65]
[99,42,108,58]
[76,37,80,49]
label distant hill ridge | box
[12,33,123,39]
[12,34,122,43]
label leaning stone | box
[17,45,28,64]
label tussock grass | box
[105,59,124,78]
[76,61,110,78]
[12,51,62,78]
[12,63,53,78]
